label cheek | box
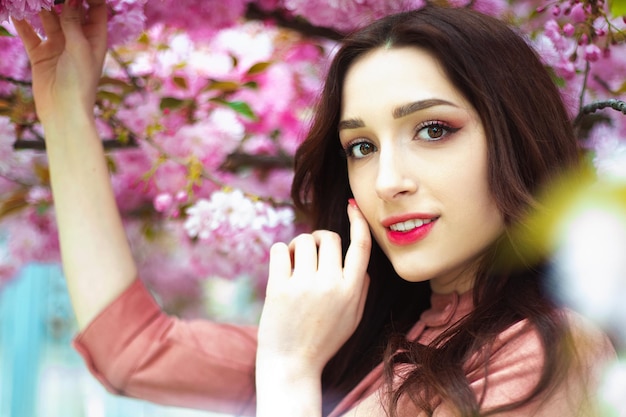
[348,174,377,221]
[442,152,501,223]
[462,170,504,234]
[347,171,365,203]
[451,148,491,199]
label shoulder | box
[465,308,616,415]
[561,308,616,361]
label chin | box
[392,267,435,284]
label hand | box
[12,0,108,125]
[257,200,371,377]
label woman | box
[14,1,615,416]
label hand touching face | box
[257,200,371,375]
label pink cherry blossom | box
[587,122,626,181]
[584,44,602,62]
[0,0,54,22]
[181,188,294,291]
[25,185,52,204]
[0,22,30,95]
[107,0,147,46]
[3,207,60,267]
[2,0,626,335]
[569,2,588,24]
[144,0,250,38]
[0,116,41,187]
[562,22,575,37]
[153,192,173,213]
[1,0,147,47]
[0,231,19,286]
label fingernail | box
[348,198,358,209]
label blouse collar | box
[419,289,473,328]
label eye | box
[344,140,377,159]
[415,121,459,142]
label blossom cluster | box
[0,0,54,22]
[0,14,327,315]
[0,0,147,47]
[183,189,294,283]
[1,0,626,324]
[519,1,626,180]
[109,19,326,310]
[0,22,30,94]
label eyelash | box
[414,120,459,142]
[341,120,459,160]
[342,140,375,159]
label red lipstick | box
[382,214,438,246]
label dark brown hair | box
[291,4,581,416]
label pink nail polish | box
[348,198,358,209]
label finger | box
[343,200,372,284]
[266,242,291,293]
[289,234,318,276]
[84,0,108,30]
[312,231,343,276]
[356,273,370,319]
[83,0,108,60]
[11,18,42,53]
[59,0,86,43]
[86,0,107,8]
[39,8,63,39]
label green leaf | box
[98,77,136,94]
[0,26,13,37]
[206,80,240,93]
[106,155,118,174]
[611,0,626,16]
[138,32,150,44]
[243,81,259,89]
[0,98,11,116]
[172,76,188,90]
[545,66,565,88]
[160,97,186,110]
[0,190,28,219]
[225,101,256,120]
[97,90,123,104]
[210,98,257,120]
[118,129,130,145]
[36,203,50,216]
[246,62,271,75]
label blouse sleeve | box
[458,313,617,417]
[72,278,258,416]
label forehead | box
[341,46,469,116]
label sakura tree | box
[1,0,626,323]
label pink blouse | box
[73,278,616,416]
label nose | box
[374,147,418,201]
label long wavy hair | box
[291,5,581,416]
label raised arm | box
[13,0,136,330]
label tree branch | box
[244,3,345,41]
[13,138,138,151]
[0,75,32,86]
[574,98,626,126]
[221,151,293,172]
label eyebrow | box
[338,98,458,130]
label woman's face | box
[339,47,504,294]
